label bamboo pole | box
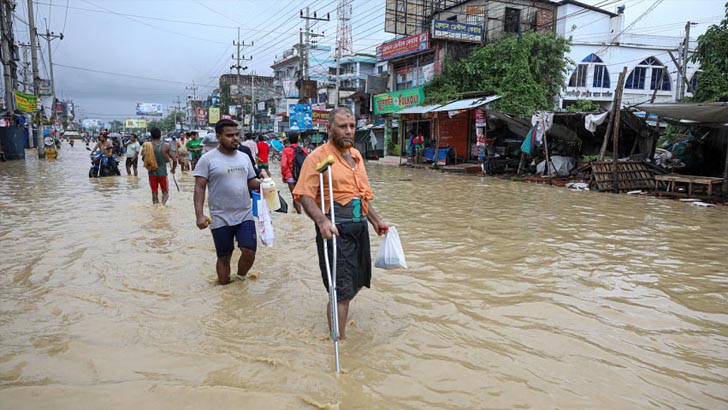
[611,67,628,192]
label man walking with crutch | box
[294,107,388,348]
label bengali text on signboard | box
[376,32,429,61]
[15,90,37,112]
[372,87,425,115]
[431,20,483,43]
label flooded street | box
[1,145,728,409]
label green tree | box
[109,120,123,132]
[147,111,185,131]
[424,32,572,115]
[690,2,728,102]
[565,99,601,112]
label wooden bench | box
[654,174,724,196]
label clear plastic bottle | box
[260,177,281,211]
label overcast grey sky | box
[11,0,724,122]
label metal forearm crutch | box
[316,155,340,372]
[315,154,340,373]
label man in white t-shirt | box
[124,134,141,176]
[194,120,261,285]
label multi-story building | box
[271,43,332,118]
[218,73,277,131]
[327,54,377,115]
[556,0,699,109]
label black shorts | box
[315,219,371,301]
[126,157,138,167]
[211,220,257,256]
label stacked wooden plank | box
[592,161,656,192]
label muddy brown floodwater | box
[1,144,727,409]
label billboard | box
[376,32,429,62]
[288,104,312,131]
[135,102,163,116]
[209,107,220,124]
[82,119,103,129]
[196,108,206,122]
[125,119,147,128]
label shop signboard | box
[221,114,233,120]
[474,108,487,127]
[312,109,329,125]
[431,20,483,43]
[376,32,429,62]
[136,102,164,116]
[38,79,52,97]
[209,107,220,124]
[288,104,312,131]
[372,86,425,115]
[15,90,37,112]
[196,108,206,122]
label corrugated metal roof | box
[431,95,502,112]
[396,104,441,114]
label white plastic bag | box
[257,197,275,247]
[374,226,407,269]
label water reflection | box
[0,145,727,409]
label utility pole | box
[231,27,252,128]
[172,96,183,130]
[186,80,198,128]
[334,0,352,108]
[678,21,696,101]
[18,42,31,92]
[38,28,63,124]
[299,7,329,104]
[27,0,43,155]
[0,0,18,114]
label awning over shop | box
[431,95,502,112]
[397,104,441,114]
[636,102,728,125]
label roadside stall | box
[637,102,728,197]
[429,95,501,167]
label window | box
[504,8,521,33]
[690,72,699,93]
[593,65,610,88]
[626,56,670,91]
[650,67,671,91]
[625,67,647,89]
[569,64,588,87]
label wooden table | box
[654,174,724,196]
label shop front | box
[429,96,501,166]
[372,86,427,156]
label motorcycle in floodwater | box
[88,152,121,178]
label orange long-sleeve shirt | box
[293,142,374,215]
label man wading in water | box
[294,107,388,339]
[144,127,176,206]
[194,119,261,285]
